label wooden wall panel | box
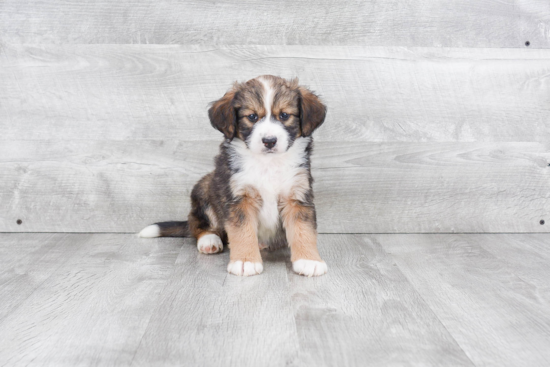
[1,0,549,47]
[1,140,548,233]
[1,45,550,142]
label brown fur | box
[299,86,327,137]
[209,88,237,140]
[143,75,328,276]
[188,172,226,244]
[226,187,263,264]
[280,198,322,262]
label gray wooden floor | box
[1,233,549,367]
[3,1,549,366]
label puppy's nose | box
[262,137,277,149]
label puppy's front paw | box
[227,261,263,276]
[292,259,327,277]
[197,234,223,254]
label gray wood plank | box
[289,234,474,367]
[314,141,550,233]
[473,234,550,313]
[2,45,550,142]
[2,233,550,366]
[1,0,549,47]
[131,239,300,367]
[1,140,548,233]
[0,233,476,366]
[0,234,181,366]
[379,234,550,367]
[0,233,89,321]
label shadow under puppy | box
[140,75,327,277]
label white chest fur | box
[228,137,311,242]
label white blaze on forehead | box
[247,76,289,154]
[258,77,274,118]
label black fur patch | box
[145,76,326,248]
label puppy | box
[139,75,327,277]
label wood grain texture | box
[2,45,550,142]
[0,234,474,366]
[1,0,549,47]
[314,141,550,233]
[0,233,88,321]
[1,140,548,233]
[131,240,300,367]
[289,234,474,366]
[0,234,181,366]
[479,234,550,300]
[380,233,550,367]
[3,233,550,366]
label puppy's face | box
[209,75,326,154]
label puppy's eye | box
[247,114,258,122]
[279,112,289,121]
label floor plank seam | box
[0,234,89,325]
[381,243,478,367]
[128,244,183,367]
[284,257,302,366]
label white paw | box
[197,234,223,254]
[227,261,263,276]
[138,224,160,238]
[292,259,328,277]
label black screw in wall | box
[541,219,545,225]
[16,219,22,225]
[525,41,530,46]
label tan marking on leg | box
[280,199,322,262]
[226,188,263,264]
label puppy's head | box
[209,75,326,154]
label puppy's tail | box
[138,221,190,238]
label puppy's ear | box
[299,87,327,137]
[208,88,237,140]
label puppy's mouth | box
[262,146,287,155]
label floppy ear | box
[208,89,237,140]
[299,87,327,137]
